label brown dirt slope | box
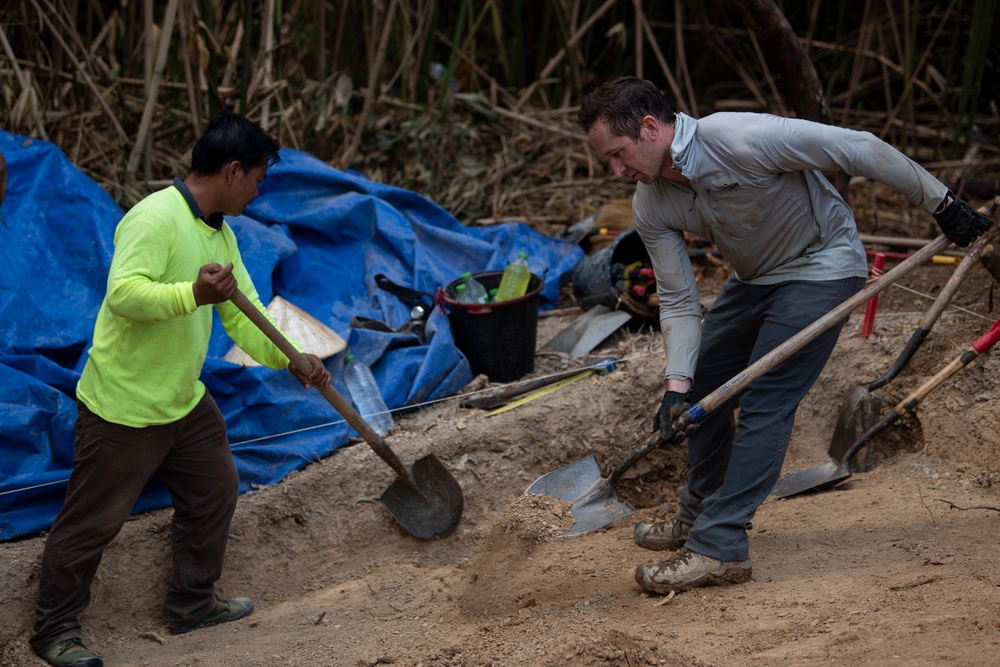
[3,257,1000,667]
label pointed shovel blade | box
[524,454,635,537]
[828,385,883,463]
[379,454,463,540]
[770,460,851,499]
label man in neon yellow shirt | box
[30,113,331,667]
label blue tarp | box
[0,130,584,540]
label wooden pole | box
[127,0,180,175]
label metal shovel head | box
[770,460,852,499]
[523,454,635,537]
[828,385,883,463]
[378,453,464,540]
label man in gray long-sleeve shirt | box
[577,76,992,595]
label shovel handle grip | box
[229,289,414,485]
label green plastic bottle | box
[495,252,530,302]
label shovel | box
[230,289,463,539]
[525,234,953,537]
[829,208,1000,463]
[773,314,1000,498]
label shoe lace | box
[670,548,706,569]
[648,520,680,538]
[53,638,84,655]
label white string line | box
[0,349,663,498]
[886,282,993,321]
[4,281,989,498]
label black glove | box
[933,191,993,247]
[652,390,691,440]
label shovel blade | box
[379,454,463,540]
[524,454,635,537]
[828,385,882,462]
[770,461,851,499]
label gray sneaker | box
[37,638,103,667]
[635,548,752,594]
[170,596,255,635]
[633,518,690,550]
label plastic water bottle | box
[495,252,531,302]
[453,283,480,304]
[343,353,394,436]
[458,272,489,304]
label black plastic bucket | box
[571,228,654,320]
[442,271,543,382]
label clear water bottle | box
[343,353,394,436]
[452,283,480,304]
[495,252,531,302]
[458,272,489,303]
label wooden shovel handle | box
[681,234,954,425]
[841,313,1000,466]
[605,234,955,487]
[229,289,414,485]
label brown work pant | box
[30,393,239,653]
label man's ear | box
[641,115,658,141]
[223,160,241,184]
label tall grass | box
[0,0,996,212]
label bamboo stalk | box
[633,0,643,80]
[177,0,202,136]
[879,0,956,139]
[672,0,697,117]
[259,0,276,131]
[340,0,400,168]
[29,0,127,145]
[0,21,49,140]
[514,0,617,110]
[127,0,180,175]
[143,0,154,180]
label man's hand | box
[933,191,993,247]
[193,262,237,305]
[289,353,331,390]
[653,390,691,439]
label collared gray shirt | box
[633,112,949,380]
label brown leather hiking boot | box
[635,547,752,594]
[633,518,690,550]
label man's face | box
[224,162,267,216]
[587,116,666,184]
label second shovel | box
[774,314,1000,498]
[829,213,999,464]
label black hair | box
[189,112,281,176]
[577,76,676,141]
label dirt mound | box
[4,257,1000,667]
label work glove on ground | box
[933,191,993,247]
[653,390,691,446]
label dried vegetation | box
[0,1,997,230]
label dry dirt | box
[4,251,1000,667]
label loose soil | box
[4,246,1000,667]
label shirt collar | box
[173,177,224,229]
[669,113,699,178]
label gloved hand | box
[652,390,691,440]
[933,191,993,247]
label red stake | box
[861,252,887,339]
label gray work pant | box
[677,276,865,562]
[30,393,239,653]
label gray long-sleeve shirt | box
[632,112,949,380]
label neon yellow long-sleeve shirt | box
[77,185,300,427]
